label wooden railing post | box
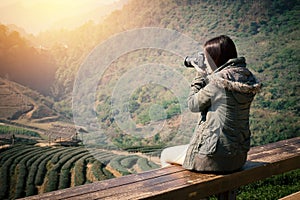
[217,189,237,200]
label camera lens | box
[184,52,205,68]
[184,56,197,68]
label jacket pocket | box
[198,128,219,155]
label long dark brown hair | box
[204,35,237,69]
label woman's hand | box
[190,76,207,94]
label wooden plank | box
[63,169,217,200]
[20,137,300,200]
[98,154,300,200]
[279,191,300,200]
[247,138,300,162]
[248,137,300,158]
[20,165,186,200]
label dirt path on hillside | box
[1,78,38,119]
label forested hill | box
[0,25,57,95]
[39,0,299,101]
[0,0,299,145]
[45,0,299,145]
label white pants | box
[160,144,189,167]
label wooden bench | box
[279,191,300,200]
[21,137,300,200]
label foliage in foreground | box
[237,169,300,199]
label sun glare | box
[0,0,119,34]
[22,0,95,16]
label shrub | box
[50,147,77,164]
[13,147,50,198]
[91,160,107,181]
[137,157,153,171]
[26,148,62,196]
[35,147,76,186]
[238,169,300,199]
[166,104,181,119]
[0,146,38,199]
[109,156,131,176]
[74,154,92,186]
[120,156,139,168]
[102,167,115,179]
[92,151,116,165]
[44,148,87,192]
[58,152,89,189]
[14,163,28,199]
[0,145,32,166]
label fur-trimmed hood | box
[208,57,261,94]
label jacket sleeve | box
[187,76,212,113]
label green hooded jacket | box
[183,57,261,172]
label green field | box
[0,145,159,199]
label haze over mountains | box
[0,0,129,34]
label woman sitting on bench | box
[160,35,261,173]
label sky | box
[0,0,120,34]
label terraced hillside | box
[0,77,60,122]
[0,145,160,199]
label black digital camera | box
[184,52,206,69]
